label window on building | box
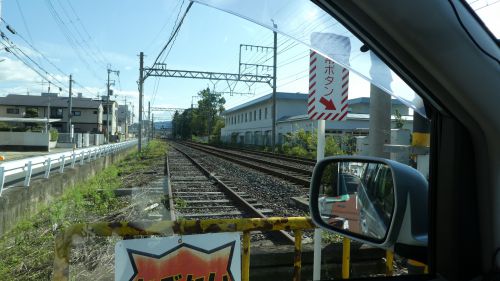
[254,110,256,121]
[6,108,19,114]
[259,109,262,120]
[245,113,247,122]
[72,111,81,116]
[265,107,268,119]
[93,111,98,114]
[50,108,63,118]
[249,112,252,122]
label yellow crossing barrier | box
[52,217,399,280]
[53,217,315,281]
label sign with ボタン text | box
[115,233,241,281]
[308,50,349,121]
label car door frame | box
[312,0,500,280]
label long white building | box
[220,92,412,145]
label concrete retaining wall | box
[0,131,49,151]
[0,146,135,236]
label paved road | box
[0,148,74,162]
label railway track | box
[214,143,317,166]
[179,141,312,188]
[167,144,295,244]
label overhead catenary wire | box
[145,0,184,54]
[146,1,193,77]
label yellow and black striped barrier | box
[52,217,407,281]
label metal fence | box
[0,139,140,196]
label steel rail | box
[171,144,295,244]
[178,142,311,187]
[184,141,313,176]
[219,144,317,166]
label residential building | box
[0,93,103,133]
[117,104,131,136]
[220,92,413,145]
[99,96,118,137]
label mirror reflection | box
[317,161,395,240]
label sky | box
[0,0,498,122]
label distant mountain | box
[154,121,172,129]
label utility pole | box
[148,101,151,141]
[151,113,154,139]
[131,103,135,124]
[271,23,278,153]
[68,74,73,137]
[106,67,120,143]
[46,95,51,133]
[368,52,391,158]
[125,97,128,140]
[138,52,144,152]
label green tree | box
[210,117,225,144]
[172,109,194,139]
[281,129,346,158]
[394,109,404,129]
[172,88,226,141]
[195,87,225,136]
[24,108,41,131]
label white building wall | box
[221,98,308,145]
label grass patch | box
[0,140,167,280]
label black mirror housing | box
[309,156,428,252]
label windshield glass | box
[0,0,437,280]
[193,0,427,118]
[466,0,500,38]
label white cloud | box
[0,57,39,82]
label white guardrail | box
[0,139,141,196]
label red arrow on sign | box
[320,97,336,110]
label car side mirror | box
[309,156,428,261]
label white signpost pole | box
[313,119,325,281]
[309,32,351,280]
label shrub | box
[50,129,59,141]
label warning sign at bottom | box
[115,233,241,281]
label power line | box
[44,0,102,82]
[14,0,34,45]
[66,0,110,65]
[0,18,97,96]
[55,0,108,68]
[0,40,67,92]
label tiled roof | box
[222,92,307,114]
[0,94,102,109]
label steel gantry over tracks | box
[144,64,273,85]
[137,43,278,152]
